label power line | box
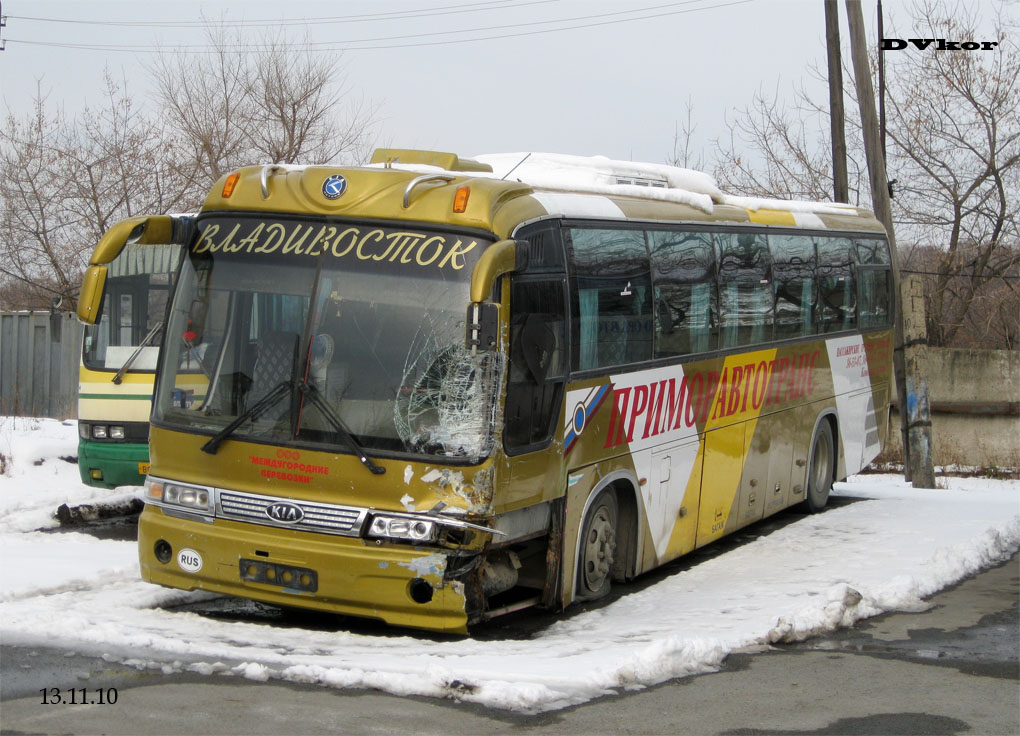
[5,0,754,53]
[7,0,562,29]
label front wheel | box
[576,488,618,600]
[805,420,835,513]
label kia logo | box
[265,502,304,523]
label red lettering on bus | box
[642,380,667,440]
[604,385,629,448]
[706,370,723,421]
[626,385,650,442]
[726,366,743,416]
[668,376,690,432]
[751,361,769,409]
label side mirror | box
[76,215,185,325]
[76,265,108,324]
[89,215,175,265]
[469,239,529,303]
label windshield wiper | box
[112,322,162,384]
[298,381,386,475]
[201,381,291,455]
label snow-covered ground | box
[1,416,1017,713]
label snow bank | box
[1,419,1017,713]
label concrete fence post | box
[901,275,936,488]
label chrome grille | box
[217,490,367,537]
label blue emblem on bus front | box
[322,174,348,200]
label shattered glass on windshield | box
[395,314,505,460]
[153,216,499,462]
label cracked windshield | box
[153,215,497,460]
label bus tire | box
[576,487,618,600]
[805,420,835,513]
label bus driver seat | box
[249,330,298,421]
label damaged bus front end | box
[138,185,533,632]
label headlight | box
[144,478,213,514]
[367,514,437,543]
[92,424,108,439]
[110,426,126,440]
[78,422,90,440]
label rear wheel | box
[576,488,618,600]
[805,420,835,513]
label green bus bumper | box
[78,439,150,489]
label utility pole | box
[877,0,887,160]
[825,0,849,203]
[1,2,7,52]
[844,0,936,488]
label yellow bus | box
[78,150,893,632]
[76,217,187,488]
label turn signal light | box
[453,185,470,213]
[222,172,240,198]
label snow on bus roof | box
[473,152,862,218]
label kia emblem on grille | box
[265,502,304,523]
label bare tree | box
[705,0,1019,349]
[713,80,868,204]
[0,91,81,308]
[148,23,376,195]
[884,1,1019,347]
[0,77,195,309]
[667,97,708,171]
[1,22,378,309]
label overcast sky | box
[0,0,1003,167]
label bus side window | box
[505,279,566,452]
[770,234,817,340]
[648,230,717,357]
[716,232,773,348]
[569,227,653,370]
[858,267,892,328]
[855,238,892,328]
[816,237,857,333]
[855,237,891,266]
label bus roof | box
[200,149,886,239]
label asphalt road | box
[2,552,1016,736]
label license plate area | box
[239,558,318,593]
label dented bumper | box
[138,505,471,633]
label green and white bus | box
[77,217,187,488]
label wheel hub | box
[582,507,616,592]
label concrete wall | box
[0,311,82,419]
[887,348,1020,469]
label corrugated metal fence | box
[0,311,82,419]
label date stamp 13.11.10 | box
[39,687,118,705]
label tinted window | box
[649,230,716,357]
[858,268,892,328]
[516,223,565,273]
[505,279,566,450]
[569,228,653,370]
[816,237,857,332]
[855,237,891,265]
[716,232,773,348]
[770,234,817,340]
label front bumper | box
[138,505,470,633]
[78,439,149,488]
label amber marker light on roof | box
[453,185,470,213]
[222,172,240,198]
